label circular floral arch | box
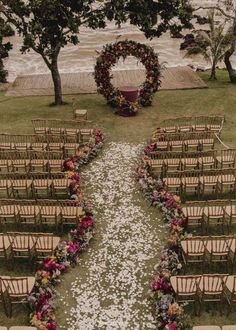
[94,40,161,116]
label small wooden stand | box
[74,109,88,120]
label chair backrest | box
[176,275,201,295]
[202,274,228,294]
[1,277,30,295]
[186,205,204,217]
[7,232,31,250]
[184,236,208,254]
[34,233,53,250]
[207,205,224,217]
[209,236,232,253]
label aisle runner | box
[67,143,162,330]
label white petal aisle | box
[66,143,164,330]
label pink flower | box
[67,241,80,253]
[168,322,177,330]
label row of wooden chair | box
[0,232,60,262]
[153,123,222,136]
[146,151,236,174]
[147,149,217,159]
[0,150,63,161]
[0,176,71,199]
[0,198,81,206]
[0,158,64,173]
[183,202,236,232]
[162,168,236,197]
[0,141,80,155]
[0,203,84,229]
[158,115,224,131]
[0,276,35,317]
[170,274,235,315]
[151,138,215,152]
[31,118,89,130]
[32,127,94,142]
[0,131,94,144]
[181,235,236,272]
[151,131,215,142]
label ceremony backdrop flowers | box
[94,40,161,116]
[28,129,104,330]
[136,159,191,330]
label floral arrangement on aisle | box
[63,128,104,201]
[28,128,104,330]
[136,162,191,330]
[94,40,161,116]
[29,210,95,330]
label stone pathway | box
[65,143,164,330]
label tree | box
[103,0,193,38]
[194,0,236,83]
[0,18,13,83]
[0,0,193,105]
[0,0,108,105]
[184,10,233,80]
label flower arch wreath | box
[94,40,162,116]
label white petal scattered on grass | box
[66,142,163,330]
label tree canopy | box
[0,0,193,104]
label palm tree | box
[185,10,233,80]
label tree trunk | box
[224,40,236,84]
[209,60,217,80]
[50,57,63,105]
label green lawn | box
[0,69,236,328]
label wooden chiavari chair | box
[18,204,40,226]
[0,233,12,260]
[182,171,201,198]
[225,275,236,314]
[218,169,236,195]
[39,200,61,230]
[11,175,32,199]
[60,201,84,229]
[1,276,35,317]
[51,176,70,198]
[182,202,205,231]
[170,275,201,315]
[204,204,226,233]
[199,170,220,197]
[34,232,60,259]
[181,236,208,272]
[7,232,37,262]
[47,151,64,173]
[162,172,182,194]
[199,274,228,315]
[206,236,233,271]
[216,150,236,169]
[31,173,52,198]
[0,179,11,198]
[0,204,19,227]
[10,151,30,173]
[29,151,48,172]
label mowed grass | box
[0,69,235,328]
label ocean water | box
[4,0,235,82]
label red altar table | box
[119,86,139,102]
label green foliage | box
[0,18,13,83]
[185,10,234,79]
[103,0,193,38]
[0,0,193,101]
